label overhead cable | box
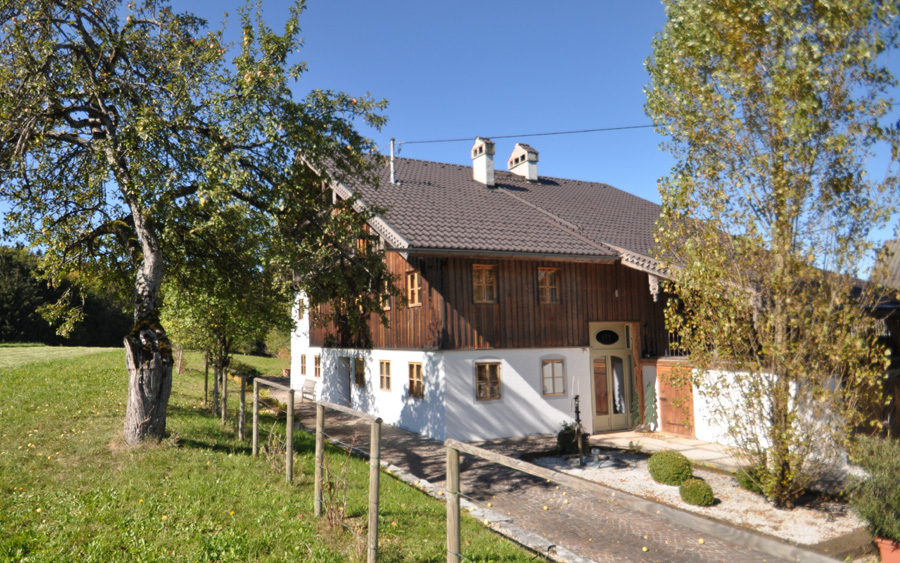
[396,124,656,146]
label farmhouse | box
[291,138,688,441]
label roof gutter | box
[384,246,619,263]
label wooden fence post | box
[367,417,382,563]
[239,375,246,441]
[204,352,209,407]
[314,403,324,517]
[252,379,259,457]
[221,368,228,424]
[446,445,460,563]
[286,389,294,483]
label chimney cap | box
[508,143,539,181]
[472,137,496,160]
[508,143,539,169]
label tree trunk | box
[122,207,170,445]
[123,326,173,444]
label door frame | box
[588,322,633,432]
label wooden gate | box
[656,359,694,437]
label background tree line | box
[0,245,131,346]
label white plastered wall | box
[290,291,607,442]
[316,348,447,441]
[290,294,311,390]
[444,347,593,441]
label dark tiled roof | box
[338,157,663,274]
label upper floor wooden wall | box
[310,253,669,356]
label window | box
[354,358,365,387]
[541,359,565,396]
[298,302,304,320]
[382,280,391,311]
[475,362,501,401]
[408,362,423,399]
[538,268,560,304]
[314,355,321,378]
[380,360,391,391]
[407,270,422,307]
[300,354,306,376]
[472,265,497,303]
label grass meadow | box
[0,346,536,562]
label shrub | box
[848,435,900,542]
[556,422,588,455]
[647,450,693,485]
[680,478,715,506]
[264,328,291,358]
[735,466,766,495]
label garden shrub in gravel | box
[647,450,693,485]
[680,478,715,506]
[735,466,765,495]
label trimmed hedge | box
[647,450,693,485]
[680,478,715,506]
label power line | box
[396,124,656,146]
[396,102,900,147]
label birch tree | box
[646,0,899,507]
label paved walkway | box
[588,430,742,472]
[278,402,840,563]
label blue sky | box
[275,0,674,201]
[2,0,899,244]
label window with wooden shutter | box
[475,362,502,401]
[472,265,497,303]
[354,358,365,387]
[408,362,423,398]
[300,354,306,376]
[381,280,391,311]
[380,360,391,391]
[538,268,560,304]
[541,359,565,396]
[314,355,321,378]
[407,270,422,307]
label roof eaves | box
[333,180,410,250]
[388,247,619,263]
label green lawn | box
[0,347,535,562]
[0,344,120,370]
[179,350,291,378]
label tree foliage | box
[0,245,131,345]
[160,203,292,416]
[0,0,390,444]
[646,0,899,507]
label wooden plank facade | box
[310,251,670,356]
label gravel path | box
[535,451,864,545]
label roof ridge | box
[390,156,659,204]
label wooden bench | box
[300,379,317,403]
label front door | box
[589,323,633,432]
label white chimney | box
[508,143,539,181]
[471,137,495,186]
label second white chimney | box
[471,137,495,186]
[508,143,539,181]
